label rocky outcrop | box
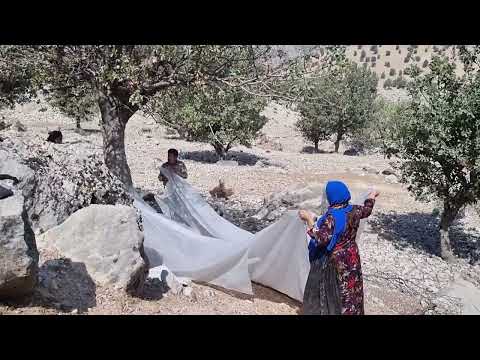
[252,183,326,224]
[0,137,133,234]
[38,205,148,295]
[0,193,38,299]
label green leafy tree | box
[150,86,267,157]
[392,53,480,260]
[0,46,39,110]
[351,98,407,155]
[25,45,301,189]
[297,57,378,153]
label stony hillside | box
[2,98,480,315]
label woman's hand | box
[368,190,380,199]
[299,210,315,228]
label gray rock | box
[382,168,396,176]
[361,165,380,175]
[385,174,399,184]
[0,138,133,234]
[148,265,185,295]
[0,194,38,299]
[344,148,360,156]
[38,205,148,295]
[254,183,326,221]
[15,121,26,132]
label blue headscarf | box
[308,181,353,262]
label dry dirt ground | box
[1,99,479,315]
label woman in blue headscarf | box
[299,181,379,315]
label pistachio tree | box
[394,52,480,260]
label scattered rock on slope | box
[38,205,148,295]
[0,137,133,234]
[0,193,39,299]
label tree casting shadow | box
[370,211,480,264]
[180,150,266,166]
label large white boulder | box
[0,194,38,299]
[38,205,148,295]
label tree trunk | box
[98,95,135,190]
[76,118,81,129]
[212,142,227,159]
[314,140,319,153]
[334,137,341,153]
[439,202,460,261]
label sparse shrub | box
[354,50,357,56]
[370,45,378,54]
[422,59,429,68]
[389,68,396,76]
[381,72,386,79]
[383,78,393,89]
[415,56,421,62]
[433,45,439,53]
[371,62,376,68]
[365,57,370,62]
[319,47,325,56]
[377,54,381,59]
[414,49,418,54]
[404,56,410,63]
[425,47,428,53]
[361,49,366,59]
[385,61,391,67]
[399,70,403,76]
[395,45,400,50]
[386,50,391,56]
[362,62,368,69]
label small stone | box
[385,174,399,184]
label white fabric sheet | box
[135,168,369,302]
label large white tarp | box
[135,168,369,302]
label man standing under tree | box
[159,149,188,187]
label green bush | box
[383,78,393,89]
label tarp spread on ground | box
[135,168,368,302]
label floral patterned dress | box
[305,198,375,315]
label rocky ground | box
[1,100,480,315]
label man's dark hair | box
[168,148,179,157]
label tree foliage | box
[296,57,378,152]
[23,45,304,188]
[349,98,408,155]
[392,53,480,259]
[0,46,39,110]
[149,86,267,157]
